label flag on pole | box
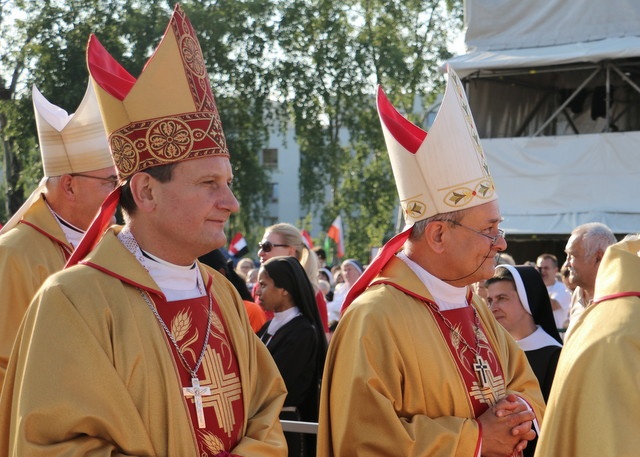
[324,216,344,265]
[301,229,314,249]
[228,232,248,258]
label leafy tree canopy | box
[0,0,462,262]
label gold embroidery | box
[181,35,206,77]
[171,309,192,342]
[200,349,242,438]
[470,366,505,406]
[448,323,505,406]
[200,430,224,454]
[147,119,193,160]
[110,134,138,175]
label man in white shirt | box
[535,253,571,332]
[563,222,616,340]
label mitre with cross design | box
[67,3,229,266]
[87,3,229,180]
[341,66,499,313]
[377,65,497,226]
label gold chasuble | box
[0,228,287,457]
[148,286,245,453]
[0,195,73,386]
[318,256,544,457]
[534,238,640,457]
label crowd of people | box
[0,5,638,457]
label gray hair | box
[410,208,469,241]
[572,222,617,258]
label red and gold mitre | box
[87,3,229,179]
[377,65,497,226]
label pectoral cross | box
[473,354,491,389]
[183,377,212,428]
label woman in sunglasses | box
[255,223,329,334]
[256,256,328,457]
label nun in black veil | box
[487,264,562,399]
[256,256,327,457]
[486,265,562,457]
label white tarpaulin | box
[449,0,640,78]
[464,0,640,51]
[448,37,640,79]
[484,131,640,235]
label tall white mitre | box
[377,65,497,226]
[0,81,113,234]
[33,81,113,176]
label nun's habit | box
[496,264,562,401]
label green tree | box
[275,0,463,261]
[0,0,463,263]
[0,0,171,220]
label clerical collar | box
[518,326,562,351]
[397,251,468,311]
[46,201,84,248]
[118,226,204,301]
[267,306,302,337]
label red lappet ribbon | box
[65,186,121,268]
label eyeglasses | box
[258,241,289,253]
[449,221,505,246]
[69,173,119,187]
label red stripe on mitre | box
[109,112,229,179]
[377,85,427,154]
[87,34,136,102]
[169,5,217,113]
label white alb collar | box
[48,202,84,248]
[397,251,468,310]
[118,227,204,301]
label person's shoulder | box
[0,223,52,251]
[276,316,316,342]
[551,279,570,293]
[343,282,421,326]
[42,261,109,291]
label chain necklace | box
[119,228,213,428]
[140,289,213,428]
[428,301,519,457]
[426,301,494,392]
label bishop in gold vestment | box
[535,236,640,456]
[318,257,544,457]
[0,197,71,385]
[0,228,287,456]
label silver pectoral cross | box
[183,377,212,428]
[473,354,491,389]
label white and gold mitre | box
[0,82,113,236]
[376,65,497,226]
[33,81,113,177]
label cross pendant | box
[183,377,212,428]
[473,354,491,389]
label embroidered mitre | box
[87,3,229,179]
[377,65,497,226]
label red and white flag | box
[325,216,345,259]
[228,232,248,257]
[301,229,314,249]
